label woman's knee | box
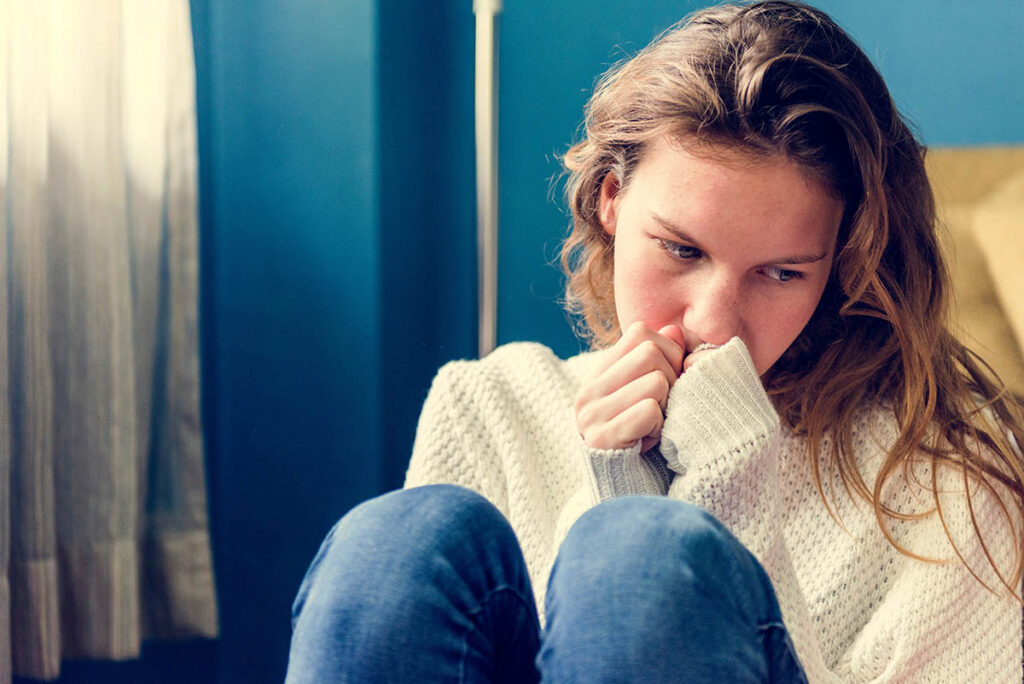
[557,496,766,600]
[316,485,511,577]
[563,496,725,556]
[341,484,505,543]
[543,498,789,680]
[292,485,521,622]
[289,485,540,682]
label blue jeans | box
[285,484,808,683]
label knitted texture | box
[405,340,1023,683]
[586,443,673,502]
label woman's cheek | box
[755,292,822,373]
[625,272,683,330]
[615,257,656,323]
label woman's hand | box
[681,342,721,372]
[574,321,686,452]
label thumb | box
[658,324,686,350]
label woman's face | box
[599,137,843,375]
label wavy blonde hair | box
[561,1,1024,596]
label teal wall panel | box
[194,0,386,681]
[377,0,477,490]
[193,1,474,682]
[811,0,1024,146]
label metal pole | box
[474,0,501,357]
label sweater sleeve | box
[660,336,1023,683]
[584,442,673,501]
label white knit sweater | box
[405,338,1023,683]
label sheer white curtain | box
[0,1,217,680]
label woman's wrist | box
[584,441,672,500]
[660,337,780,474]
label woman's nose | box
[681,275,742,346]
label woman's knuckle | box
[589,425,611,448]
[653,372,670,396]
[638,369,666,395]
[573,389,589,413]
[576,401,595,426]
[641,397,662,417]
[623,321,646,343]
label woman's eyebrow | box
[651,213,705,248]
[650,212,828,265]
[769,252,828,265]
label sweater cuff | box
[585,441,672,501]
[660,337,780,474]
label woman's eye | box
[656,239,702,260]
[763,266,805,283]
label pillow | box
[928,148,1024,397]
[972,169,1024,384]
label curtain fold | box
[1,2,218,680]
[1,5,11,681]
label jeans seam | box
[458,584,537,684]
[290,522,343,628]
[758,621,810,684]
[757,621,785,632]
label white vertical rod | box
[474,0,500,357]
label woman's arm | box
[405,361,509,512]
[660,337,1022,682]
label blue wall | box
[188,2,1022,683]
[191,0,474,682]
[812,0,1024,146]
[194,0,384,680]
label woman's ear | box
[598,173,621,236]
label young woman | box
[286,2,1024,681]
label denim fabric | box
[285,485,808,683]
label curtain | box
[0,1,218,680]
